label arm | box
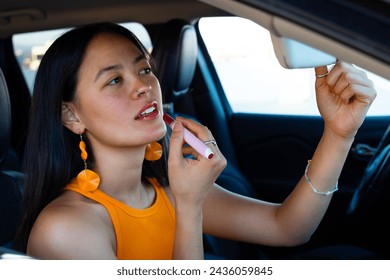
[203,61,376,246]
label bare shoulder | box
[27,190,116,259]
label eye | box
[140,67,152,75]
[107,77,122,86]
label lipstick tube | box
[163,113,214,159]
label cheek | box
[81,97,131,130]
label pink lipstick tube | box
[163,113,214,159]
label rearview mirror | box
[270,34,336,69]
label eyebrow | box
[134,54,146,65]
[94,54,147,82]
[94,64,123,82]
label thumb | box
[168,121,185,161]
[314,66,329,87]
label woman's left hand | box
[315,61,377,139]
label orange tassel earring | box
[144,141,163,161]
[77,133,100,192]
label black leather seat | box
[152,19,198,106]
[0,67,24,247]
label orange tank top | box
[64,177,175,260]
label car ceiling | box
[1,0,389,79]
[0,0,228,37]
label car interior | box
[0,0,389,259]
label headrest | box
[0,68,11,167]
[152,19,198,103]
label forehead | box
[84,32,143,62]
[76,32,146,88]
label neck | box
[90,144,148,203]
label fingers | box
[327,62,371,88]
[168,117,227,195]
[168,121,185,163]
[176,117,216,158]
[315,66,329,77]
[314,66,329,87]
[176,116,213,141]
[316,61,376,105]
[169,116,223,161]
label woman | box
[15,22,376,259]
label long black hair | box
[14,22,169,252]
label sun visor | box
[270,34,336,69]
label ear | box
[61,102,85,134]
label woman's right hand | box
[168,117,226,259]
[167,117,226,208]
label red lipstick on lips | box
[135,101,159,120]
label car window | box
[198,17,390,116]
[12,22,152,94]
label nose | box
[136,85,152,98]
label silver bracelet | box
[304,160,339,196]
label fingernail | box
[173,121,182,132]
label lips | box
[135,100,159,120]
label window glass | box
[13,22,152,94]
[198,17,390,116]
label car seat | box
[0,67,24,247]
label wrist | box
[323,125,355,146]
[174,198,204,215]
